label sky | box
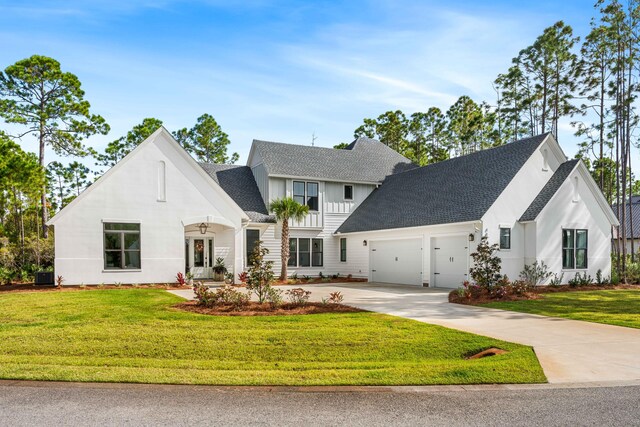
[0,0,599,166]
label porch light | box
[468,233,475,242]
[363,240,367,246]
[199,223,208,234]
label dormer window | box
[542,148,549,171]
[293,181,319,211]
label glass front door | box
[190,237,213,279]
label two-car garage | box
[368,235,469,288]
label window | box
[104,223,141,270]
[292,181,319,211]
[288,237,323,267]
[344,185,354,201]
[499,227,511,250]
[246,229,260,265]
[288,238,297,267]
[340,238,347,262]
[293,181,305,205]
[299,238,311,267]
[157,161,166,201]
[562,229,588,269]
[306,182,319,211]
[312,239,323,267]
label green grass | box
[484,289,640,329]
[0,289,545,385]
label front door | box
[190,237,214,279]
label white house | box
[48,128,619,287]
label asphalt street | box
[1,381,639,426]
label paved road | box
[171,282,640,383]
[1,381,639,426]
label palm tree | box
[269,197,309,281]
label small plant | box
[568,272,592,287]
[266,286,283,307]
[213,258,227,281]
[303,275,310,281]
[224,272,234,284]
[595,269,610,286]
[56,275,64,288]
[286,287,312,305]
[469,236,502,289]
[114,281,122,287]
[245,241,276,303]
[318,272,324,279]
[322,277,331,283]
[97,282,105,288]
[237,271,248,284]
[549,272,563,287]
[519,261,552,288]
[176,272,186,286]
[347,274,352,280]
[289,272,298,281]
[193,282,213,306]
[327,291,343,304]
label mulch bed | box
[175,300,365,316]
[0,284,189,294]
[449,283,640,305]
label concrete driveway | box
[169,283,640,384]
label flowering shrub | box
[469,236,502,289]
[193,282,250,311]
[246,241,276,303]
[286,287,312,305]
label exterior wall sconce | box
[468,233,475,242]
[199,223,208,234]
[363,240,367,246]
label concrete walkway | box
[168,283,640,384]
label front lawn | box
[483,289,640,329]
[0,289,545,385]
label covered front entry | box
[432,235,469,288]
[370,239,423,286]
[186,237,214,279]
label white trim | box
[272,173,381,185]
[334,220,480,236]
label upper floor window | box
[104,222,141,270]
[499,227,511,250]
[344,185,354,201]
[293,181,319,211]
[562,229,588,269]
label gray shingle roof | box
[612,195,640,239]
[519,159,579,222]
[252,137,416,183]
[336,134,550,234]
[198,163,275,223]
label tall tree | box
[445,96,486,155]
[354,110,409,156]
[46,161,72,212]
[0,55,109,237]
[268,197,309,281]
[408,107,448,165]
[173,114,238,164]
[96,117,163,168]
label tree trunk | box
[39,118,49,238]
[279,218,289,281]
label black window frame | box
[340,238,347,262]
[306,182,319,211]
[344,184,354,201]
[103,222,141,270]
[562,228,588,270]
[288,237,323,267]
[292,181,319,211]
[246,229,260,266]
[499,227,511,250]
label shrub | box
[176,272,186,286]
[56,275,64,288]
[328,291,344,304]
[237,271,248,284]
[568,272,592,287]
[626,261,640,284]
[461,280,482,300]
[245,241,276,303]
[265,286,283,307]
[519,261,552,288]
[286,287,312,305]
[193,282,250,310]
[595,269,610,286]
[549,272,563,287]
[469,236,502,289]
[289,272,298,280]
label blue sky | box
[0,0,597,165]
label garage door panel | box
[370,239,422,286]
[433,236,468,288]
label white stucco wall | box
[50,130,246,285]
[536,166,614,281]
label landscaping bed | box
[176,300,363,316]
[0,283,188,294]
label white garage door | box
[370,239,422,286]
[432,235,469,288]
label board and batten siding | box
[251,163,269,206]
